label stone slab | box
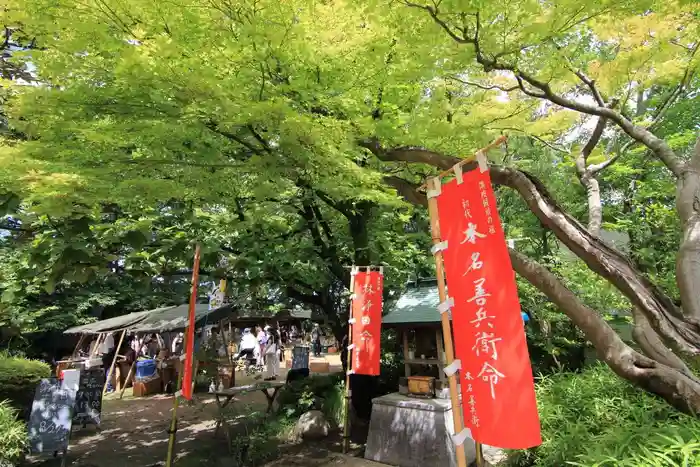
[364,392,476,467]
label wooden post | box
[402,329,411,377]
[71,334,86,359]
[165,244,201,467]
[436,329,446,382]
[427,177,469,467]
[476,443,485,466]
[103,330,127,395]
[90,333,105,358]
[119,360,136,400]
[342,265,358,454]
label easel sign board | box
[28,378,77,455]
[73,369,105,427]
[292,346,310,370]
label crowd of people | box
[86,321,328,392]
[234,325,283,380]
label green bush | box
[505,364,700,467]
[0,400,28,465]
[228,409,294,467]
[276,374,345,426]
[0,354,51,420]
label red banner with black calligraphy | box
[350,270,383,376]
[436,168,541,449]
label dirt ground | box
[28,355,384,467]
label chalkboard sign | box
[73,369,104,427]
[291,346,310,370]
[28,378,77,455]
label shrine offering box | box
[407,376,435,398]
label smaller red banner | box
[181,245,201,400]
[350,271,383,376]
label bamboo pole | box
[90,333,105,358]
[71,334,86,359]
[342,265,358,454]
[119,360,136,400]
[427,178,468,467]
[165,244,201,467]
[402,330,411,377]
[103,330,127,395]
[476,444,485,466]
[416,136,506,192]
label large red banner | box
[350,270,383,376]
[437,169,541,449]
[180,245,201,400]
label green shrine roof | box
[383,279,443,326]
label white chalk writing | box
[473,331,502,360]
[467,278,490,306]
[478,362,505,399]
[463,252,483,276]
[461,222,486,245]
[470,308,495,329]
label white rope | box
[476,150,488,173]
[426,177,442,198]
[431,241,448,254]
[452,428,471,446]
[443,359,461,377]
[437,297,454,314]
[454,164,464,184]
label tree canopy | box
[1,0,700,414]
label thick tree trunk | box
[580,174,602,236]
[366,141,700,356]
[510,249,700,416]
[631,307,692,375]
[575,116,607,236]
[676,136,700,323]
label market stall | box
[62,303,236,397]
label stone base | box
[364,392,476,467]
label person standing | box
[311,324,322,357]
[100,333,116,393]
[263,327,279,381]
[255,326,266,366]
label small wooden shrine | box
[364,278,476,467]
[382,278,451,397]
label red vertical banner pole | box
[350,268,383,376]
[427,182,469,467]
[181,244,202,400]
[342,266,358,454]
[165,244,201,467]
[432,138,541,455]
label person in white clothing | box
[100,332,115,354]
[235,328,257,360]
[263,327,280,380]
[171,332,184,354]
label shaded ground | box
[28,354,383,467]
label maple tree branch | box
[574,70,606,107]
[407,5,685,177]
[204,121,264,156]
[490,127,568,154]
[364,141,700,356]
[579,116,608,170]
[448,76,518,92]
